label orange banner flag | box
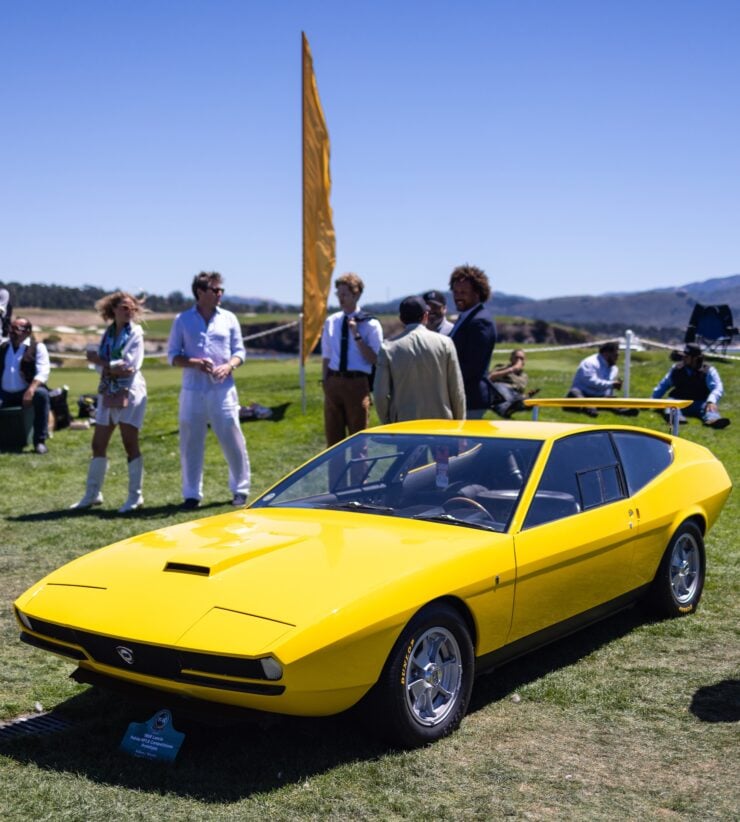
[302,32,336,365]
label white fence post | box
[623,329,633,397]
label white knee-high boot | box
[70,457,108,509]
[119,456,144,513]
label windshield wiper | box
[330,500,396,514]
[412,512,498,532]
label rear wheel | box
[375,604,474,748]
[651,521,705,617]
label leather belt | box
[327,369,369,379]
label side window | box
[612,432,673,495]
[523,432,625,529]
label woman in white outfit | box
[71,291,147,513]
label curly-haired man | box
[448,264,497,418]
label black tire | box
[374,603,474,749]
[650,521,705,618]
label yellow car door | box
[507,431,637,643]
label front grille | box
[21,615,284,695]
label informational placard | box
[119,709,184,763]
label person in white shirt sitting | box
[0,317,51,454]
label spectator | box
[321,272,383,446]
[566,341,636,417]
[422,289,454,335]
[0,317,50,454]
[448,264,497,419]
[168,272,251,509]
[0,288,12,339]
[652,343,730,429]
[488,349,536,418]
[71,292,147,511]
[374,295,465,423]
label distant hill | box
[3,274,738,341]
[366,274,740,340]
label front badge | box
[116,645,135,665]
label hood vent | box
[164,562,211,576]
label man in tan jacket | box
[374,296,465,423]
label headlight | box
[16,608,33,631]
[260,656,283,680]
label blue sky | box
[1,1,738,305]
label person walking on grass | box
[71,291,147,512]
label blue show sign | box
[120,709,184,762]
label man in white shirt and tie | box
[321,273,383,446]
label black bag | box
[49,386,71,430]
[77,393,98,419]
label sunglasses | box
[204,286,224,294]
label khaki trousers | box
[323,374,371,446]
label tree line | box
[0,281,291,314]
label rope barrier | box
[48,320,302,361]
[36,324,740,363]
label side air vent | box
[164,562,211,576]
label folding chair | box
[685,303,738,355]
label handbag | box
[102,388,129,409]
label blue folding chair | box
[685,303,738,355]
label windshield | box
[252,433,542,533]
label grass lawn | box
[1,348,737,820]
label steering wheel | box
[443,496,495,522]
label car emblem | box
[116,645,135,665]
[153,710,171,731]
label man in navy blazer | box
[448,264,497,418]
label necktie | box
[339,315,349,372]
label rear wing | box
[523,398,692,435]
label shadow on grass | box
[0,606,651,802]
[690,678,740,722]
[7,501,229,523]
[469,604,647,711]
[0,686,388,802]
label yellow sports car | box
[15,420,732,748]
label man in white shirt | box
[321,272,383,446]
[168,272,251,509]
[567,341,637,418]
[0,317,51,453]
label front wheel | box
[650,521,705,617]
[374,604,474,749]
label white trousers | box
[178,385,250,500]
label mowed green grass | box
[0,349,737,820]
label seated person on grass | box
[566,341,637,418]
[652,343,730,429]
[487,349,538,418]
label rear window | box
[611,432,673,495]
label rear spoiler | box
[523,398,692,435]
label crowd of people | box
[0,265,732,515]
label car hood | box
[17,508,504,655]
